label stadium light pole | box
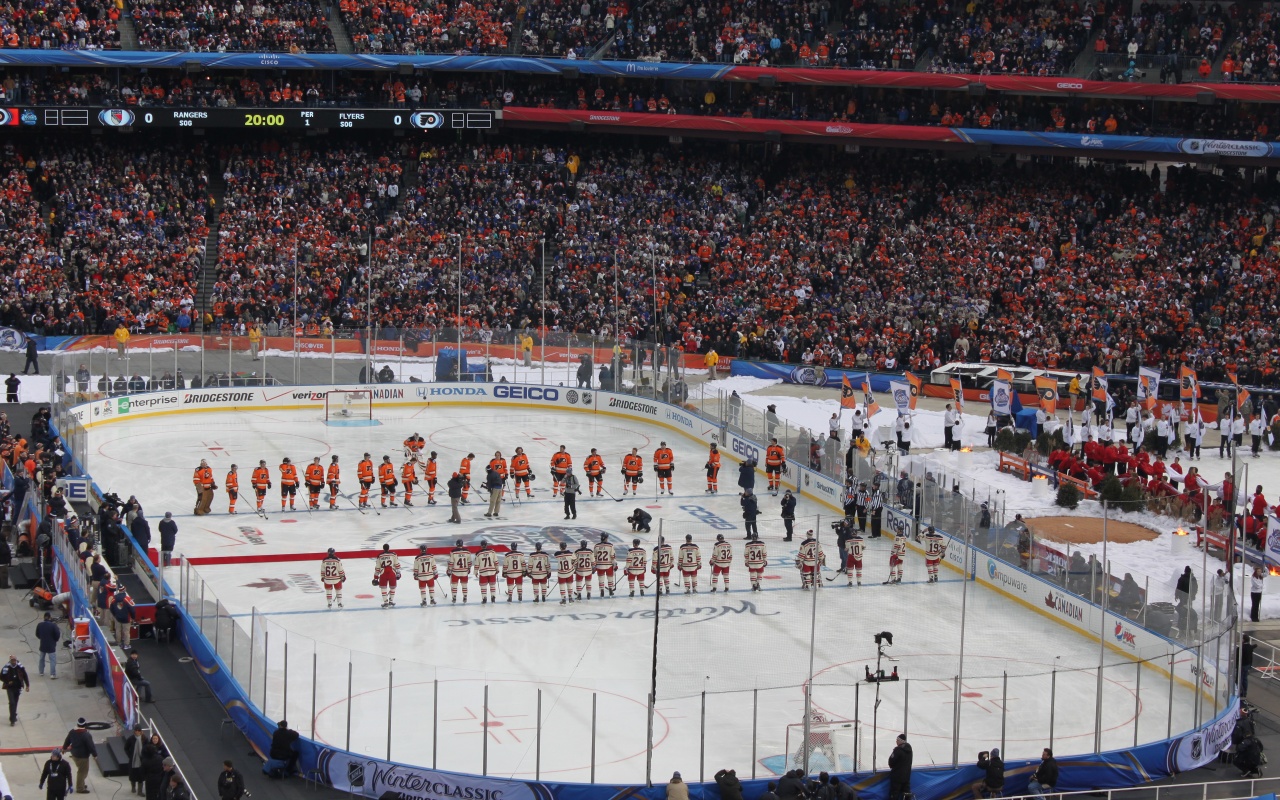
[292,241,299,385]
[453,234,463,378]
[364,230,373,382]
[541,236,546,386]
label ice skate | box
[421,599,428,606]
[337,600,343,608]
[327,600,333,609]
[560,598,567,605]
[430,598,436,605]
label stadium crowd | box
[4,137,1280,388]
[204,141,1280,389]
[6,68,1280,143]
[130,0,333,52]
[0,0,1251,85]
[0,141,209,336]
[0,0,119,49]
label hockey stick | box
[344,488,375,516]
[601,485,625,503]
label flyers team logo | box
[98,109,136,127]
[841,383,856,401]
[1038,385,1057,402]
[410,111,444,129]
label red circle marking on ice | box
[961,692,983,698]
[354,594,375,599]
[280,519,298,524]
[482,721,504,728]
[764,575,781,580]
[645,504,662,509]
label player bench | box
[1055,472,1098,499]
[998,452,1031,481]
[1194,527,1231,555]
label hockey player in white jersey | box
[678,534,702,594]
[475,541,501,604]
[503,543,527,602]
[923,526,945,583]
[625,538,648,596]
[373,544,401,608]
[320,548,346,609]
[448,539,474,604]
[574,540,595,600]
[797,531,823,589]
[528,542,551,603]
[886,533,908,584]
[413,544,438,606]
[593,533,617,597]
[555,542,576,605]
[710,534,733,592]
[652,537,674,595]
[744,533,767,591]
[845,529,865,586]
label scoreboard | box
[0,107,495,130]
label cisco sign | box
[494,386,559,402]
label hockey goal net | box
[784,715,862,774]
[325,389,373,421]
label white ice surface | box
[85,405,1203,783]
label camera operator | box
[969,749,1004,799]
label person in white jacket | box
[1249,413,1266,458]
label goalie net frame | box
[324,389,374,421]
[784,715,862,774]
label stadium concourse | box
[78,396,1204,784]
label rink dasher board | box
[66,383,814,498]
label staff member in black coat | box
[780,490,797,541]
[1028,748,1058,797]
[714,768,743,800]
[741,490,760,540]
[39,749,72,800]
[888,734,913,800]
[0,655,29,725]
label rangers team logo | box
[566,390,578,405]
[99,109,136,127]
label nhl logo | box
[346,761,365,787]
[1190,735,1203,761]
[581,392,592,405]
[566,390,579,405]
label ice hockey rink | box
[84,403,1205,784]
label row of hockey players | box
[193,437,796,515]
[317,526,948,609]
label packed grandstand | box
[0,0,1278,392]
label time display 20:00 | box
[243,113,287,126]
